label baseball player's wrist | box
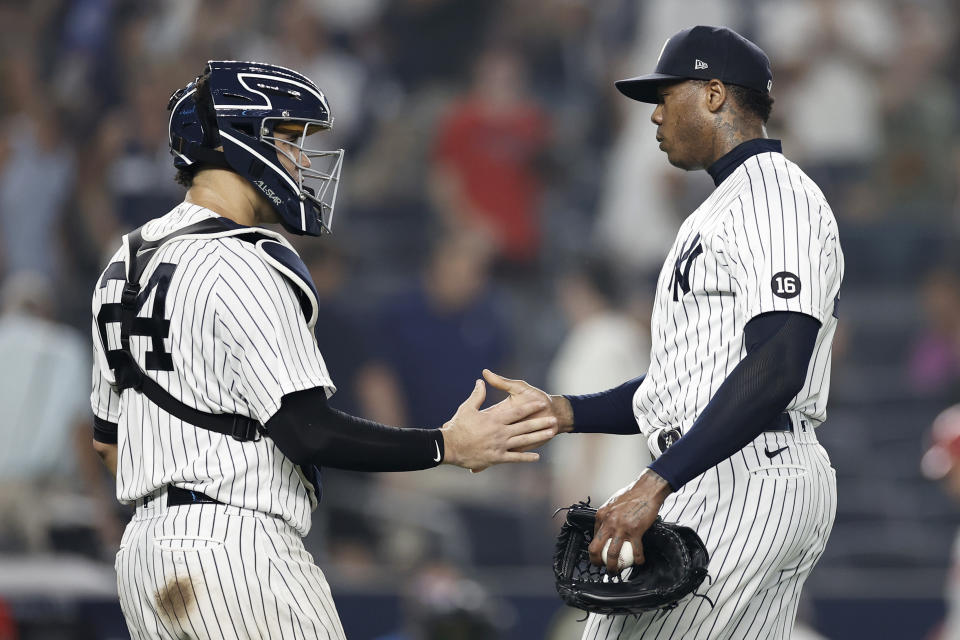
[550,395,575,433]
[439,428,459,466]
[636,468,674,502]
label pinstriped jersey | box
[633,149,844,437]
[90,203,334,535]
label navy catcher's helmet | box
[167,60,344,236]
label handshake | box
[440,369,574,472]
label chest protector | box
[109,216,319,442]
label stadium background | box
[0,0,958,638]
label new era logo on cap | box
[695,59,709,70]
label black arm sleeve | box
[564,376,645,434]
[93,416,118,444]
[648,311,820,490]
[265,387,444,472]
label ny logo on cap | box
[695,59,709,70]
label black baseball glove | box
[553,501,710,616]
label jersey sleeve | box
[90,264,122,443]
[212,245,335,425]
[719,162,840,324]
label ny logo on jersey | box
[668,233,703,301]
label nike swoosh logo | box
[433,440,442,463]
[764,445,789,459]
[136,247,158,258]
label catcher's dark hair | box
[174,166,197,188]
[725,83,774,123]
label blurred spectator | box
[374,562,505,640]
[367,233,539,571]
[545,258,651,506]
[381,0,500,92]
[306,0,387,34]
[876,1,956,220]
[0,55,75,280]
[430,47,551,268]
[495,1,641,267]
[499,0,638,107]
[49,0,116,129]
[182,0,266,61]
[0,596,15,640]
[908,268,960,398]
[368,232,548,565]
[97,67,181,230]
[593,0,739,274]
[240,0,369,149]
[372,231,510,428]
[756,0,896,206]
[304,243,404,420]
[0,272,120,554]
[922,405,960,640]
[302,242,402,570]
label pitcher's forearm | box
[562,376,645,434]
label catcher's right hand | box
[441,379,557,470]
[482,369,575,437]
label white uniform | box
[91,203,347,639]
[583,147,843,639]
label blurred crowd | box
[2,0,960,637]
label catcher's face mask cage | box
[262,118,344,235]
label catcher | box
[90,60,559,639]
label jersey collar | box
[706,138,782,187]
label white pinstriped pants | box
[582,424,837,640]
[115,496,346,640]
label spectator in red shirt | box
[430,46,550,267]
[0,595,15,640]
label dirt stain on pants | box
[155,576,196,626]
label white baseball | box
[601,539,634,569]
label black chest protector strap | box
[114,219,272,442]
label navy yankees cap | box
[616,25,773,104]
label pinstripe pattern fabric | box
[117,497,346,639]
[632,151,843,440]
[92,203,345,637]
[91,203,333,535]
[581,149,843,638]
[581,430,836,640]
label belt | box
[766,412,792,432]
[139,485,223,508]
[651,413,794,457]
